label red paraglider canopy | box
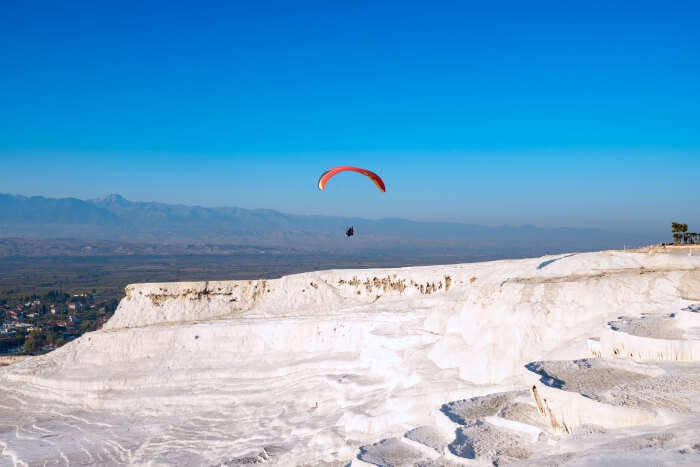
[317,166,386,192]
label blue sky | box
[1,1,698,235]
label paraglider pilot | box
[346,226,354,237]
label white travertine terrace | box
[1,250,700,465]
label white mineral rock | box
[2,250,700,466]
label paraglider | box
[317,166,385,192]
[318,166,384,238]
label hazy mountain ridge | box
[0,193,653,252]
[0,193,120,225]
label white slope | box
[1,250,699,466]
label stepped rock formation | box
[1,250,700,465]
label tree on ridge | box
[672,222,688,244]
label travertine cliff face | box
[2,251,700,466]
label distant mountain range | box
[0,193,655,255]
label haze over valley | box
[0,193,653,256]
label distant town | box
[0,290,118,355]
